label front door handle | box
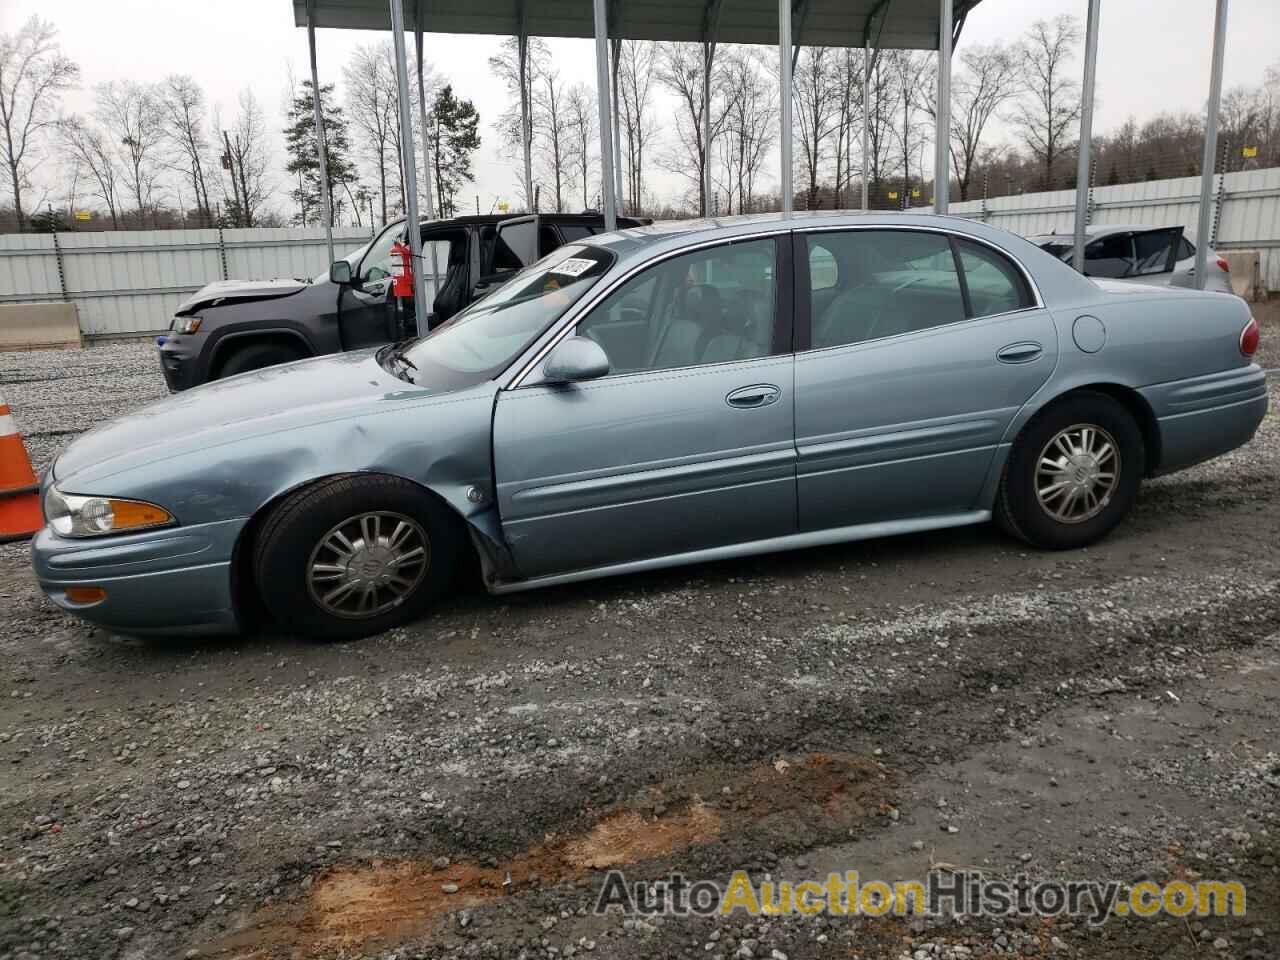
[996,342,1043,364]
[726,384,781,408]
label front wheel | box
[996,392,1145,550]
[253,474,462,640]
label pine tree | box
[428,85,480,218]
[284,80,357,226]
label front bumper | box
[156,334,204,392]
[31,518,246,636]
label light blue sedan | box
[32,214,1268,640]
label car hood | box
[53,350,436,487]
[175,278,310,316]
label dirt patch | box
[205,752,891,959]
[562,804,722,869]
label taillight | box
[1217,257,1230,273]
[1240,317,1260,357]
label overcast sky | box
[4,0,1277,216]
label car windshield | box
[385,244,614,389]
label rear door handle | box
[996,342,1043,364]
[726,384,781,408]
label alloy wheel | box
[1034,423,1120,524]
[305,511,430,619]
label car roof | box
[577,210,1104,308]
[380,212,649,229]
[585,210,1036,256]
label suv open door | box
[494,215,541,268]
[1121,226,1184,284]
[1075,227,1184,282]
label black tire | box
[216,341,306,379]
[253,474,462,641]
[996,391,1144,550]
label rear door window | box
[805,230,966,349]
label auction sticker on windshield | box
[551,257,598,278]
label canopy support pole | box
[306,0,334,265]
[610,38,624,215]
[861,34,870,210]
[592,0,618,231]
[414,5,440,302]
[778,0,793,215]
[389,0,427,336]
[933,0,952,213]
[517,2,535,213]
[1072,0,1100,274]
[702,45,716,216]
[1195,0,1229,290]
[701,0,722,218]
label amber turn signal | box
[64,586,107,605]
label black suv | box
[157,213,645,391]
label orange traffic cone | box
[0,391,42,543]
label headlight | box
[172,316,202,334]
[43,486,175,538]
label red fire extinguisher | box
[390,241,415,298]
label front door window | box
[575,238,778,373]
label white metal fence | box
[949,166,1280,292]
[0,226,375,337]
[1,168,1277,340]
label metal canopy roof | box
[292,0,983,51]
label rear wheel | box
[216,341,306,379]
[997,392,1144,550]
[253,474,462,640]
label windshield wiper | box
[382,341,419,382]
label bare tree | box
[344,43,399,224]
[860,49,899,201]
[791,47,842,209]
[829,48,868,207]
[1011,15,1082,190]
[716,49,775,215]
[532,67,574,212]
[217,89,271,227]
[95,80,166,226]
[60,116,121,227]
[886,50,934,207]
[488,36,549,210]
[616,40,657,213]
[564,83,596,211]
[160,75,214,224]
[934,44,1017,201]
[655,42,725,215]
[0,16,79,231]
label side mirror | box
[543,337,610,384]
[329,260,353,285]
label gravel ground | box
[1,308,1278,960]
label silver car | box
[32,213,1267,640]
[1030,224,1234,294]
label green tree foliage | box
[428,85,480,218]
[284,80,356,226]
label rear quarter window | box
[955,239,1035,318]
